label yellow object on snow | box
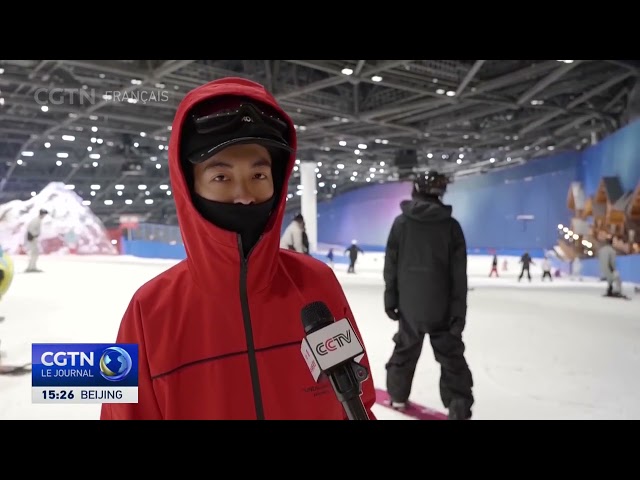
[0,249,15,298]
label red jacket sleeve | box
[100,296,163,420]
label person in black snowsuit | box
[383,171,473,420]
[326,248,335,268]
[345,240,364,273]
[301,221,310,255]
[489,254,499,277]
[518,252,533,282]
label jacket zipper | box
[237,235,265,420]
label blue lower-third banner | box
[32,343,138,404]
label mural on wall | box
[558,176,640,260]
[555,119,640,261]
[0,182,118,255]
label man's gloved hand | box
[449,316,465,336]
[385,308,400,321]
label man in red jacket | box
[100,77,377,420]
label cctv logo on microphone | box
[315,330,352,356]
[301,318,364,379]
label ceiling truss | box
[0,59,636,226]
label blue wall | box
[284,150,582,252]
[579,255,640,285]
[121,239,186,259]
[444,153,581,251]
[283,119,640,253]
[581,119,640,196]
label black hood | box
[400,197,452,223]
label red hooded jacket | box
[100,77,377,420]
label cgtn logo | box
[32,343,138,401]
[40,350,96,378]
[99,347,133,381]
[38,346,132,381]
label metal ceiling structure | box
[0,59,637,227]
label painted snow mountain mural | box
[0,182,117,255]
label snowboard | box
[375,388,448,420]
[0,362,31,376]
[0,339,32,375]
[602,293,631,300]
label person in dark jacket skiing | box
[345,240,364,273]
[383,170,473,420]
[489,253,499,277]
[518,252,533,282]
[326,248,335,269]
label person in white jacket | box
[280,213,305,253]
[541,256,552,281]
[25,208,48,272]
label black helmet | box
[413,170,450,197]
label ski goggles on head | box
[193,102,289,136]
[183,102,293,165]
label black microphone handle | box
[327,360,370,420]
[340,395,370,421]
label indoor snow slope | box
[0,254,638,420]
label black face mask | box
[192,193,277,258]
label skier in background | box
[301,221,310,255]
[541,255,553,281]
[280,212,305,253]
[345,240,364,273]
[326,248,335,269]
[518,251,533,282]
[489,254,499,277]
[598,237,625,298]
[25,208,48,273]
[383,170,473,420]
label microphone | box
[300,301,371,420]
